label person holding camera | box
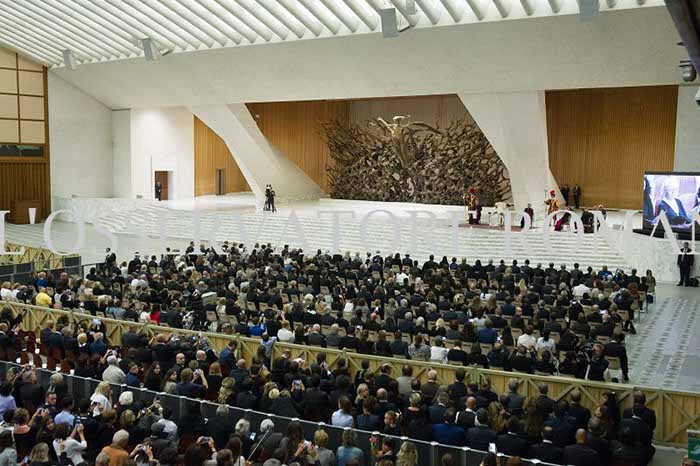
[53,421,87,465]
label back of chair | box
[605,356,621,370]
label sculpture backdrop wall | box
[323,117,512,206]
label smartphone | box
[249,432,256,441]
[22,457,29,463]
[293,379,301,388]
[488,443,497,454]
[92,318,101,326]
[75,419,81,426]
[201,437,212,443]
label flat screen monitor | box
[643,171,700,230]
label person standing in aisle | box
[678,241,694,287]
[573,183,582,209]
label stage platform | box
[39,194,643,271]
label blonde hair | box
[268,388,280,400]
[209,362,222,376]
[396,442,418,466]
[29,443,50,462]
[355,383,368,403]
[314,429,329,448]
[218,378,235,404]
[94,381,111,397]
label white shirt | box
[573,283,591,297]
[396,272,409,283]
[536,337,556,353]
[517,334,537,349]
[0,289,12,300]
[53,438,87,465]
[89,393,112,416]
[277,328,295,343]
[430,346,449,363]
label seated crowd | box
[2,243,654,385]
[0,244,659,465]
[0,325,657,466]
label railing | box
[0,244,81,284]
[0,360,559,466]
[3,301,698,448]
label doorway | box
[155,171,170,201]
[216,169,226,196]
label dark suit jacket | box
[623,407,656,432]
[121,331,145,348]
[456,410,477,429]
[569,403,592,430]
[306,332,326,348]
[428,404,447,424]
[609,442,655,466]
[496,432,529,457]
[536,395,556,415]
[618,418,653,446]
[421,381,440,401]
[586,433,610,465]
[678,248,694,268]
[562,443,601,466]
[528,441,564,464]
[432,423,466,446]
[467,425,497,451]
[206,416,234,450]
[236,391,258,410]
[302,388,331,422]
[545,416,577,447]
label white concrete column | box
[188,103,324,207]
[458,91,561,215]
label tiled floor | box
[627,284,700,392]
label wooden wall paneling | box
[348,94,471,129]
[194,116,250,196]
[246,100,349,192]
[0,161,50,216]
[0,48,49,219]
[546,86,678,209]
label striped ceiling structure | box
[0,0,663,68]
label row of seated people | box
[1,244,652,333]
[0,325,656,466]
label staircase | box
[78,200,629,271]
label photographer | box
[53,421,87,465]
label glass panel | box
[0,144,44,157]
[18,145,44,157]
[0,144,20,156]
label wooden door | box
[216,169,225,195]
[155,171,169,200]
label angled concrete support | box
[458,91,561,214]
[188,103,324,206]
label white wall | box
[674,85,700,172]
[112,109,132,198]
[130,107,194,200]
[459,91,561,213]
[48,73,113,203]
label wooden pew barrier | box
[5,302,698,447]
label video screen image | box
[643,172,700,230]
